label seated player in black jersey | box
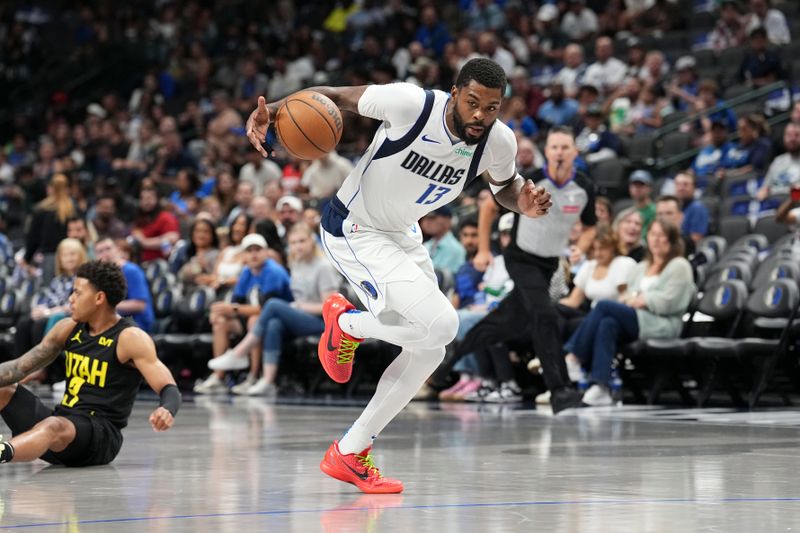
[0,260,181,466]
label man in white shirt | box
[238,149,282,196]
[744,0,790,46]
[560,0,598,41]
[300,150,354,200]
[583,37,627,96]
[554,44,587,98]
[477,32,516,76]
[757,123,800,200]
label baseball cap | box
[498,212,514,232]
[586,103,604,116]
[537,4,558,22]
[241,233,267,250]
[629,170,653,185]
[276,195,303,212]
[425,205,453,218]
[675,56,697,71]
[86,103,107,119]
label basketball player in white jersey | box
[247,58,551,493]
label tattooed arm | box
[0,318,76,387]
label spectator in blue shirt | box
[93,238,155,333]
[502,96,539,138]
[537,82,580,127]
[421,206,466,277]
[720,114,772,178]
[197,233,291,394]
[691,120,734,191]
[414,6,451,57]
[739,27,784,88]
[674,172,709,244]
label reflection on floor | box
[3,395,800,532]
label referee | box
[454,126,596,413]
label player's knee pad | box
[426,304,460,348]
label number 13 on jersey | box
[416,184,451,205]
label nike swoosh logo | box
[326,326,337,352]
[421,134,440,144]
[344,461,370,480]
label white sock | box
[338,422,375,455]
[338,310,368,339]
[338,345,445,455]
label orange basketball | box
[274,90,343,160]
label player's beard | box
[453,108,493,146]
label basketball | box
[275,91,343,160]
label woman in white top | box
[563,219,695,406]
[561,225,636,310]
[208,213,250,290]
[558,224,635,356]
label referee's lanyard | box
[542,164,575,188]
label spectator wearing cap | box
[739,27,784,88]
[629,170,656,238]
[757,123,800,200]
[624,37,647,79]
[560,0,598,42]
[239,149,282,197]
[532,4,569,63]
[667,56,699,112]
[710,0,746,52]
[554,44,587,98]
[583,36,627,96]
[421,205,465,276]
[276,195,303,238]
[691,120,734,190]
[575,104,622,164]
[673,173,709,244]
[300,150,354,203]
[197,232,292,394]
[744,0,790,46]
[537,82,580,128]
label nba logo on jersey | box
[360,281,378,300]
[350,223,359,233]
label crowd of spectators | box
[1,0,800,399]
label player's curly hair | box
[77,260,127,308]
[455,58,506,91]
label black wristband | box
[159,384,181,417]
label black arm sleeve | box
[159,384,181,416]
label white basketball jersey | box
[333,83,517,231]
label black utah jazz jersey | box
[58,317,142,429]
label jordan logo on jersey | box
[400,150,465,185]
[70,331,82,344]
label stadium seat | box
[628,133,656,164]
[144,259,170,283]
[659,131,693,159]
[589,158,626,192]
[729,233,769,253]
[698,235,727,258]
[753,214,790,245]
[704,259,753,290]
[751,260,800,290]
[718,217,751,251]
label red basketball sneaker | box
[318,293,363,383]
[320,441,404,494]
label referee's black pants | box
[451,255,571,393]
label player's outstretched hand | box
[246,96,271,158]
[149,406,174,432]
[517,181,552,218]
